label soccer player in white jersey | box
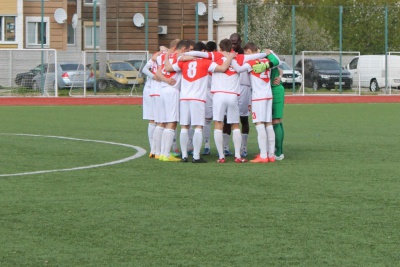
[164,41,234,163]
[231,42,280,163]
[146,41,179,160]
[202,41,218,156]
[141,47,172,158]
[155,39,190,162]
[230,33,252,158]
[210,39,248,163]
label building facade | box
[1,0,237,52]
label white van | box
[346,55,400,92]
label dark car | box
[15,64,48,88]
[126,59,146,72]
[295,58,353,90]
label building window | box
[0,16,16,42]
[67,24,75,45]
[26,17,49,48]
[84,25,99,49]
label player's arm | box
[184,51,211,59]
[163,55,175,72]
[141,59,154,79]
[155,66,176,86]
[266,50,281,69]
[252,49,280,73]
[230,59,251,73]
[272,67,283,85]
[178,55,197,62]
[243,52,267,62]
[213,53,235,73]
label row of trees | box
[237,0,400,55]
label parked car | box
[279,61,302,88]
[295,58,353,90]
[126,59,146,71]
[15,64,48,88]
[32,62,94,90]
[89,60,144,90]
[345,55,400,92]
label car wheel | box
[312,80,320,90]
[370,79,379,92]
[21,78,30,88]
[32,81,39,91]
[97,79,109,91]
[111,80,125,89]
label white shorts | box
[238,85,251,117]
[152,95,163,123]
[213,93,239,124]
[160,86,179,123]
[143,84,154,120]
[205,89,213,119]
[180,100,205,126]
[251,99,273,123]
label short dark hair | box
[243,42,258,53]
[187,39,196,49]
[219,39,232,52]
[176,40,190,50]
[194,41,206,51]
[206,41,217,52]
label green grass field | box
[1,104,399,266]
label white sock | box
[188,127,194,151]
[162,129,175,158]
[256,124,267,159]
[241,133,248,151]
[223,133,230,151]
[214,129,224,159]
[232,129,242,158]
[203,119,212,148]
[266,125,276,158]
[148,123,156,149]
[172,129,179,152]
[180,128,189,159]
[193,128,203,160]
[154,126,164,156]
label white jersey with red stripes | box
[173,58,217,102]
[146,59,162,97]
[211,56,240,96]
[157,52,182,90]
[245,58,273,100]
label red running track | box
[0,95,400,106]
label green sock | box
[273,123,283,156]
[280,122,284,155]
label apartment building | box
[1,0,236,52]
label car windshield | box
[279,62,292,70]
[61,64,85,71]
[314,60,341,70]
[110,62,134,71]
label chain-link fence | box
[237,3,400,95]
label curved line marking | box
[0,133,146,177]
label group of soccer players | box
[141,33,285,163]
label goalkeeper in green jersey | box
[253,60,285,160]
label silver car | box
[32,62,95,90]
[279,62,303,88]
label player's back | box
[211,56,240,95]
[247,58,273,100]
[179,58,212,101]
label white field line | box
[0,133,146,177]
